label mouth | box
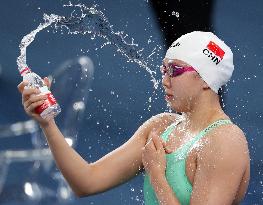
[165,93,174,101]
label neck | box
[182,91,227,132]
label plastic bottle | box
[20,67,61,120]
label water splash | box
[17,14,61,73]
[57,3,159,88]
[171,11,180,19]
[17,3,160,89]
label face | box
[161,58,204,112]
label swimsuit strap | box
[182,119,233,156]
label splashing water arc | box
[17,4,160,89]
[17,14,61,72]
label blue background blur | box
[0,0,263,204]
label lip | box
[165,94,174,100]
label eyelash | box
[160,65,167,75]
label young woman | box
[18,31,250,205]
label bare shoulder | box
[142,112,179,130]
[147,112,179,124]
[210,123,248,151]
[136,112,180,139]
[200,123,250,167]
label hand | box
[142,131,167,179]
[17,77,53,126]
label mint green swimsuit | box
[143,119,232,205]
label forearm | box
[40,120,93,196]
[150,174,181,205]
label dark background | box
[0,0,263,204]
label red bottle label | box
[35,93,57,114]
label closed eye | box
[160,65,167,75]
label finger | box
[17,81,28,93]
[151,132,163,151]
[161,139,166,147]
[164,146,173,154]
[144,138,156,151]
[27,100,45,113]
[23,87,40,96]
[22,88,41,103]
[163,141,174,154]
[145,137,153,146]
[161,140,169,153]
[24,94,48,108]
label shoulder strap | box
[183,119,233,154]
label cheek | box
[171,81,187,98]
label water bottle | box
[20,67,61,120]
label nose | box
[162,74,171,89]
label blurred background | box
[0,0,262,204]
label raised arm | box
[190,125,250,205]
[42,112,174,196]
[39,116,150,196]
[18,80,175,197]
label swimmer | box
[18,31,250,205]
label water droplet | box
[172,11,180,18]
[148,97,152,103]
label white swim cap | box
[165,31,234,93]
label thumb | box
[43,77,51,89]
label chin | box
[169,101,187,113]
[168,101,180,112]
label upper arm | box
[190,125,250,205]
[81,113,177,195]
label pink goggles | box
[160,63,196,78]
